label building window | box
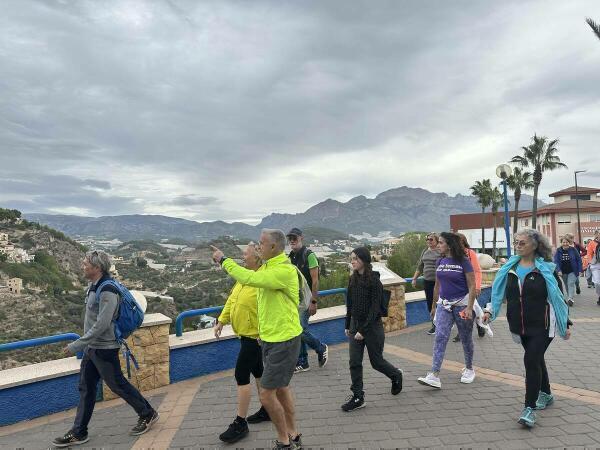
[570,195,591,201]
[558,215,571,224]
[590,214,600,222]
[524,219,529,227]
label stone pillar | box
[372,262,407,332]
[103,313,171,400]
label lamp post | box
[496,164,513,258]
[575,170,587,246]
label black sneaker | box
[453,334,461,342]
[294,362,310,373]
[318,344,329,368]
[247,406,270,424]
[426,325,436,335]
[391,370,403,395]
[576,286,581,295]
[130,410,159,436]
[291,433,303,449]
[52,430,89,448]
[341,393,365,412]
[219,417,249,443]
[477,324,486,338]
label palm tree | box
[470,179,492,254]
[490,187,503,259]
[586,17,600,40]
[511,135,567,230]
[506,166,534,234]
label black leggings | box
[423,280,436,316]
[521,334,553,408]
[235,337,264,386]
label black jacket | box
[505,268,570,336]
[345,271,384,335]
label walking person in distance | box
[411,233,441,335]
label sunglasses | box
[287,236,298,242]
[514,240,529,247]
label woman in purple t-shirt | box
[417,232,477,389]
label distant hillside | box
[24,214,258,242]
[24,186,542,240]
[259,186,542,235]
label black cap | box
[352,246,372,264]
[286,227,303,237]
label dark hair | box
[456,233,470,249]
[349,257,373,288]
[439,232,465,261]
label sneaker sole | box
[130,413,160,436]
[518,418,535,428]
[342,403,366,412]
[219,428,249,443]
[460,377,475,384]
[294,368,310,374]
[417,378,441,389]
[52,437,90,448]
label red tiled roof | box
[549,186,600,197]
[518,199,600,217]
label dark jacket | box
[553,246,582,276]
[345,271,384,335]
[505,268,570,336]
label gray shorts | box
[261,335,301,389]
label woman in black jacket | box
[341,247,403,412]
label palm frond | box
[587,17,600,41]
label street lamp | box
[496,164,513,258]
[575,170,587,246]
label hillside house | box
[8,278,23,295]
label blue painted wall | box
[0,374,79,426]
[170,317,348,383]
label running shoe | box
[567,298,574,306]
[130,410,159,435]
[318,345,329,368]
[460,368,476,384]
[52,430,89,448]
[426,325,436,335]
[535,391,554,410]
[219,417,249,443]
[417,372,441,389]
[518,406,536,427]
[391,370,403,395]
[341,393,365,412]
[247,406,270,423]
[294,362,310,373]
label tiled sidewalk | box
[2,288,600,449]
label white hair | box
[85,250,112,273]
[261,228,286,252]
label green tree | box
[470,179,492,253]
[511,135,567,230]
[506,166,534,234]
[387,233,428,279]
[586,17,600,40]
[490,187,503,259]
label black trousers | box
[235,336,264,385]
[349,320,401,395]
[520,334,553,408]
[72,348,154,436]
[423,280,436,317]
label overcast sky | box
[1,0,599,224]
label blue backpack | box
[97,279,145,377]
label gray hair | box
[261,228,286,252]
[515,228,553,262]
[246,242,262,264]
[85,250,112,273]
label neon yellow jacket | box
[222,252,302,343]
[218,282,259,339]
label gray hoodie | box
[67,274,121,354]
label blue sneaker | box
[518,407,536,427]
[535,391,554,410]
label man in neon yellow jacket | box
[212,229,303,449]
[214,243,270,444]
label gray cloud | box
[1,0,599,222]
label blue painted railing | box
[0,333,84,359]
[175,288,348,337]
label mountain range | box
[24,186,541,242]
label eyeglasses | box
[514,240,529,247]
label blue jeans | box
[297,309,326,365]
[561,272,576,300]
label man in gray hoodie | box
[52,251,158,448]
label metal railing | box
[175,288,348,337]
[0,333,84,359]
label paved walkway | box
[2,287,600,449]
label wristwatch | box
[219,256,227,265]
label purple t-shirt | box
[436,257,473,300]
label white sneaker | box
[460,368,475,384]
[417,372,441,389]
